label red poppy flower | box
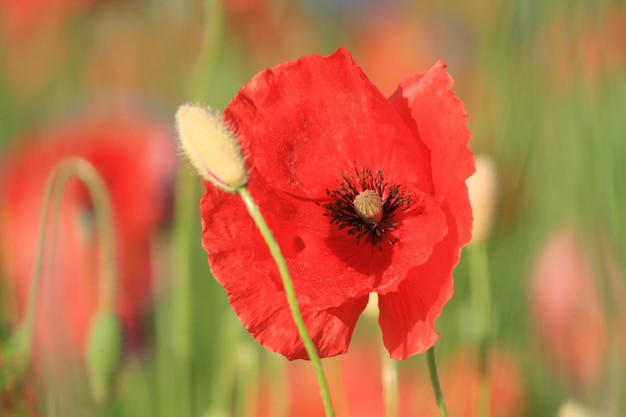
[201,47,474,360]
[0,111,175,365]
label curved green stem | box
[13,157,118,374]
[238,187,335,417]
[53,158,118,310]
[427,346,448,417]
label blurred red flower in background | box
[529,227,608,387]
[201,47,474,360]
[353,13,438,97]
[439,347,526,417]
[537,3,626,89]
[0,0,96,35]
[253,344,428,417]
[0,111,175,366]
[250,344,524,417]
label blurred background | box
[0,0,625,416]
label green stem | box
[238,187,335,417]
[21,160,59,353]
[381,349,398,417]
[427,346,448,417]
[235,341,259,417]
[15,158,118,375]
[468,241,492,417]
[190,0,224,103]
[202,314,242,417]
[167,0,225,415]
[170,164,197,417]
[53,158,118,311]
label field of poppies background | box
[1,0,625,416]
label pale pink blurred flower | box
[529,227,608,387]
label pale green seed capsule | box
[85,310,123,403]
[353,189,384,223]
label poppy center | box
[353,190,383,223]
[323,167,412,246]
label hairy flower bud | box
[176,104,248,192]
[85,311,123,403]
[467,155,497,243]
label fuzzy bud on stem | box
[176,104,248,192]
[467,155,497,243]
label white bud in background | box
[557,400,598,417]
[467,154,497,243]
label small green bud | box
[4,323,32,384]
[85,310,123,403]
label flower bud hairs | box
[175,104,248,193]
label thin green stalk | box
[170,164,197,417]
[381,349,398,417]
[51,158,118,311]
[238,187,335,417]
[468,241,492,417]
[190,0,224,103]
[235,341,259,417]
[202,313,242,417]
[19,162,59,359]
[152,231,179,417]
[167,1,225,415]
[427,346,448,417]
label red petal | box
[202,175,447,311]
[377,203,459,360]
[388,61,475,245]
[201,190,370,358]
[202,48,449,312]
[224,46,432,199]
